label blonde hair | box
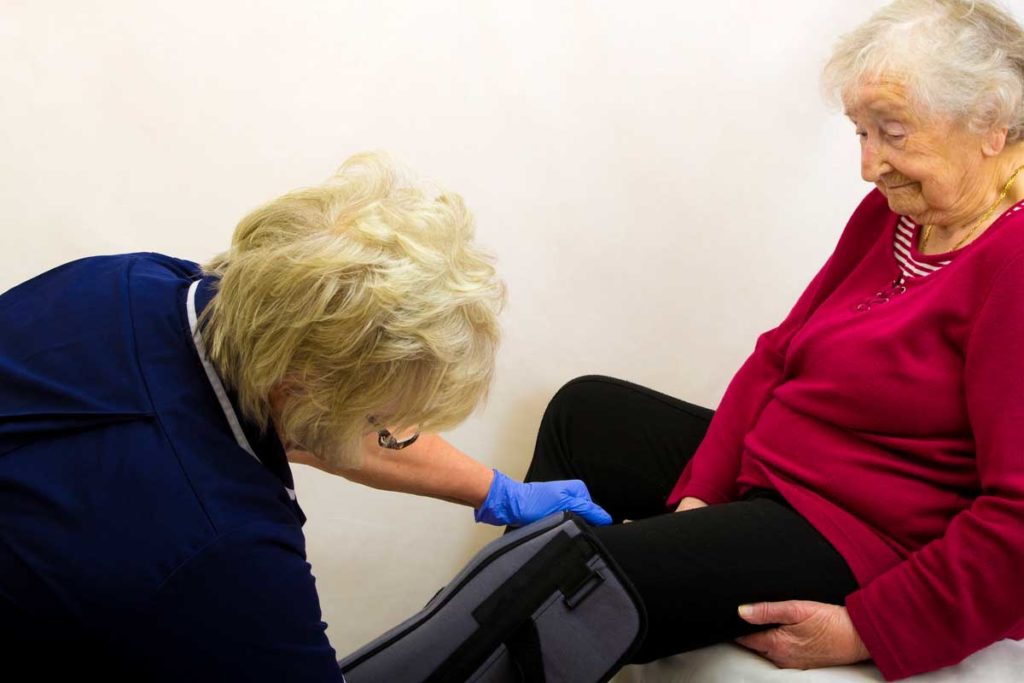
[201,153,506,468]
[822,0,1024,142]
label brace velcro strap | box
[427,531,602,683]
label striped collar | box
[893,217,952,280]
[893,198,1024,279]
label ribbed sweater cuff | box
[845,590,908,681]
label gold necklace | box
[920,164,1024,252]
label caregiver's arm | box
[289,432,612,526]
[330,432,492,506]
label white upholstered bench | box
[613,639,1024,683]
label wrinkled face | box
[845,78,991,225]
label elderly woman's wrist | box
[676,482,730,507]
[676,496,709,512]
[855,637,871,662]
[842,606,872,662]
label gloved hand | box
[474,469,613,527]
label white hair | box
[822,0,1024,142]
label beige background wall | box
[4,0,976,657]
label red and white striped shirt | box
[895,198,1024,280]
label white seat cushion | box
[613,640,1024,683]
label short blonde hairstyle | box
[201,153,506,468]
[822,0,1024,142]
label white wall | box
[4,0,988,657]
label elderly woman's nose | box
[860,138,891,182]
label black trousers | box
[524,376,859,664]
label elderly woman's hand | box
[675,496,708,512]
[734,600,870,670]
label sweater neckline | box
[900,198,1024,265]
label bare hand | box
[675,496,708,512]
[734,600,870,670]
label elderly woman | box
[522,1,1024,680]
[0,153,610,680]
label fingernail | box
[738,604,754,618]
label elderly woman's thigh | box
[593,497,858,664]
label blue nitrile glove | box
[474,469,613,527]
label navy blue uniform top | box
[0,254,344,680]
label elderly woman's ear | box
[982,125,1011,156]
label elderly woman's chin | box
[878,182,924,215]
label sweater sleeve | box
[666,253,837,507]
[845,251,1024,681]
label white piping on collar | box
[187,280,297,502]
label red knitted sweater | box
[668,189,1024,680]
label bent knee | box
[543,374,629,422]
